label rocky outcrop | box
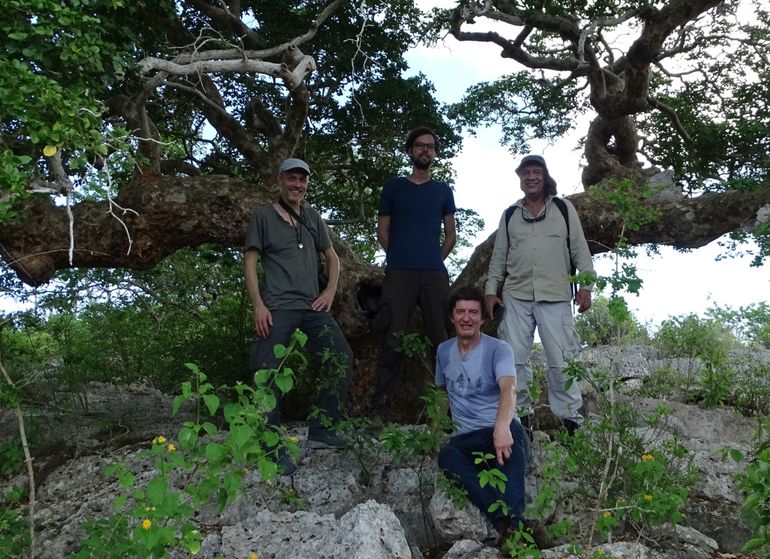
[1,346,763,558]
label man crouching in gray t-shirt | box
[436,287,547,548]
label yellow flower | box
[167,443,176,452]
[152,435,167,446]
[249,553,259,559]
[641,453,654,462]
[616,497,626,505]
[243,467,250,475]
[288,436,299,443]
[602,511,612,518]
[643,494,653,502]
[141,518,152,530]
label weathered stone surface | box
[442,539,500,559]
[212,500,411,559]
[429,486,493,542]
[4,344,764,558]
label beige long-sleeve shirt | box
[484,196,595,302]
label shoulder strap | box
[503,198,577,297]
[278,198,321,251]
[551,198,574,274]
[503,204,519,253]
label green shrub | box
[653,314,738,361]
[575,296,649,347]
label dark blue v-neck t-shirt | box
[378,176,456,271]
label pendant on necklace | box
[298,243,304,249]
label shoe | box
[307,429,345,449]
[276,448,297,476]
[519,414,534,443]
[561,419,580,436]
[496,518,551,550]
[522,519,551,549]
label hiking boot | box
[276,448,297,476]
[496,518,551,550]
[561,418,580,436]
[307,428,345,449]
[519,414,534,443]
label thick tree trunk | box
[2,175,769,337]
[0,175,385,339]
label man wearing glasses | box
[484,155,595,439]
[372,127,457,420]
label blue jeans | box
[250,309,353,435]
[437,419,529,526]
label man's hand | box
[312,287,335,312]
[575,289,592,314]
[485,294,503,319]
[253,304,273,339]
[493,422,514,466]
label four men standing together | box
[242,128,594,544]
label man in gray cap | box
[484,155,595,438]
[243,158,353,474]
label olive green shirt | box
[484,196,595,302]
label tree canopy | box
[1,0,768,311]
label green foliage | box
[1,246,253,395]
[575,296,649,347]
[449,71,583,154]
[0,0,175,219]
[0,439,23,479]
[560,399,698,540]
[653,313,738,361]
[737,420,770,555]
[0,489,30,559]
[707,302,770,349]
[67,330,307,558]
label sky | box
[404,1,769,329]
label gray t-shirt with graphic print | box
[435,333,515,435]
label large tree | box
[444,0,770,266]
[1,0,769,339]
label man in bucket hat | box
[484,154,595,439]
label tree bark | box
[455,187,770,289]
[3,176,768,327]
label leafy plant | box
[66,329,308,558]
[736,420,770,555]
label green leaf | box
[258,457,278,481]
[205,443,224,462]
[8,32,28,40]
[744,492,761,510]
[202,394,220,416]
[254,369,271,385]
[201,421,218,437]
[147,477,168,505]
[291,329,309,348]
[178,426,198,450]
[273,344,288,358]
[231,424,254,449]
[274,371,294,394]
[742,537,767,551]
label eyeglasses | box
[522,207,546,223]
[412,142,436,151]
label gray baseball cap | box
[279,157,310,175]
